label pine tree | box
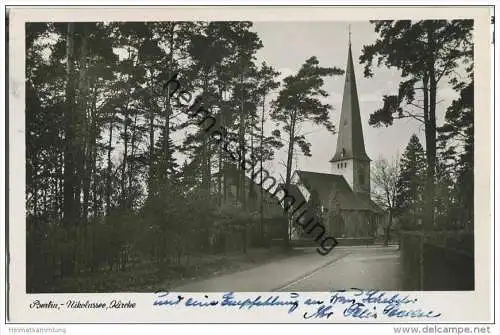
[270,56,343,248]
[360,20,473,228]
[395,134,427,229]
[438,79,474,229]
[255,62,281,243]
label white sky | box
[92,21,460,179]
[250,21,459,179]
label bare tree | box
[371,156,400,246]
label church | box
[290,39,384,239]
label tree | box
[360,20,473,229]
[395,134,427,229]
[438,79,474,229]
[270,56,343,248]
[371,156,400,246]
[26,20,315,292]
[254,62,281,243]
[63,22,78,230]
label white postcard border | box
[7,5,494,323]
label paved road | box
[172,245,402,292]
[277,245,402,291]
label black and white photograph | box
[24,18,476,293]
[6,5,495,326]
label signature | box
[153,290,441,320]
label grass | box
[37,247,304,293]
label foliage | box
[395,134,427,229]
[371,156,400,245]
[25,21,304,291]
[270,56,344,246]
[360,20,473,228]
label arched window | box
[341,148,346,158]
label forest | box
[25,20,474,292]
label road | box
[172,245,402,292]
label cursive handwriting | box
[343,302,378,319]
[153,291,184,306]
[352,288,415,305]
[152,289,441,320]
[383,304,441,318]
[303,305,334,319]
[221,292,300,313]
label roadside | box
[38,247,305,293]
[171,247,351,292]
[278,245,402,291]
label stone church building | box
[290,40,383,239]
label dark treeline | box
[26,22,280,291]
[361,20,474,233]
[26,20,474,292]
[26,21,342,292]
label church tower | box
[330,32,371,195]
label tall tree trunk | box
[217,86,225,205]
[283,114,296,250]
[222,88,228,203]
[249,122,255,208]
[32,158,38,217]
[424,25,437,230]
[91,137,98,271]
[148,98,156,198]
[58,151,64,222]
[82,84,97,222]
[238,75,246,210]
[62,22,77,275]
[384,210,393,246]
[162,25,175,186]
[260,93,265,245]
[218,102,224,205]
[422,74,430,228]
[75,24,88,225]
[238,74,247,254]
[106,115,114,216]
[128,113,138,198]
[121,105,129,208]
[201,72,211,192]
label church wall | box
[292,172,311,202]
[352,160,371,195]
[330,160,354,190]
[325,210,374,237]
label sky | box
[250,21,459,180]
[35,21,460,180]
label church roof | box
[295,170,383,213]
[330,43,370,163]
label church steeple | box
[330,33,371,195]
[330,38,370,163]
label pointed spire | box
[348,24,352,46]
[330,40,370,163]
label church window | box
[341,148,346,158]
